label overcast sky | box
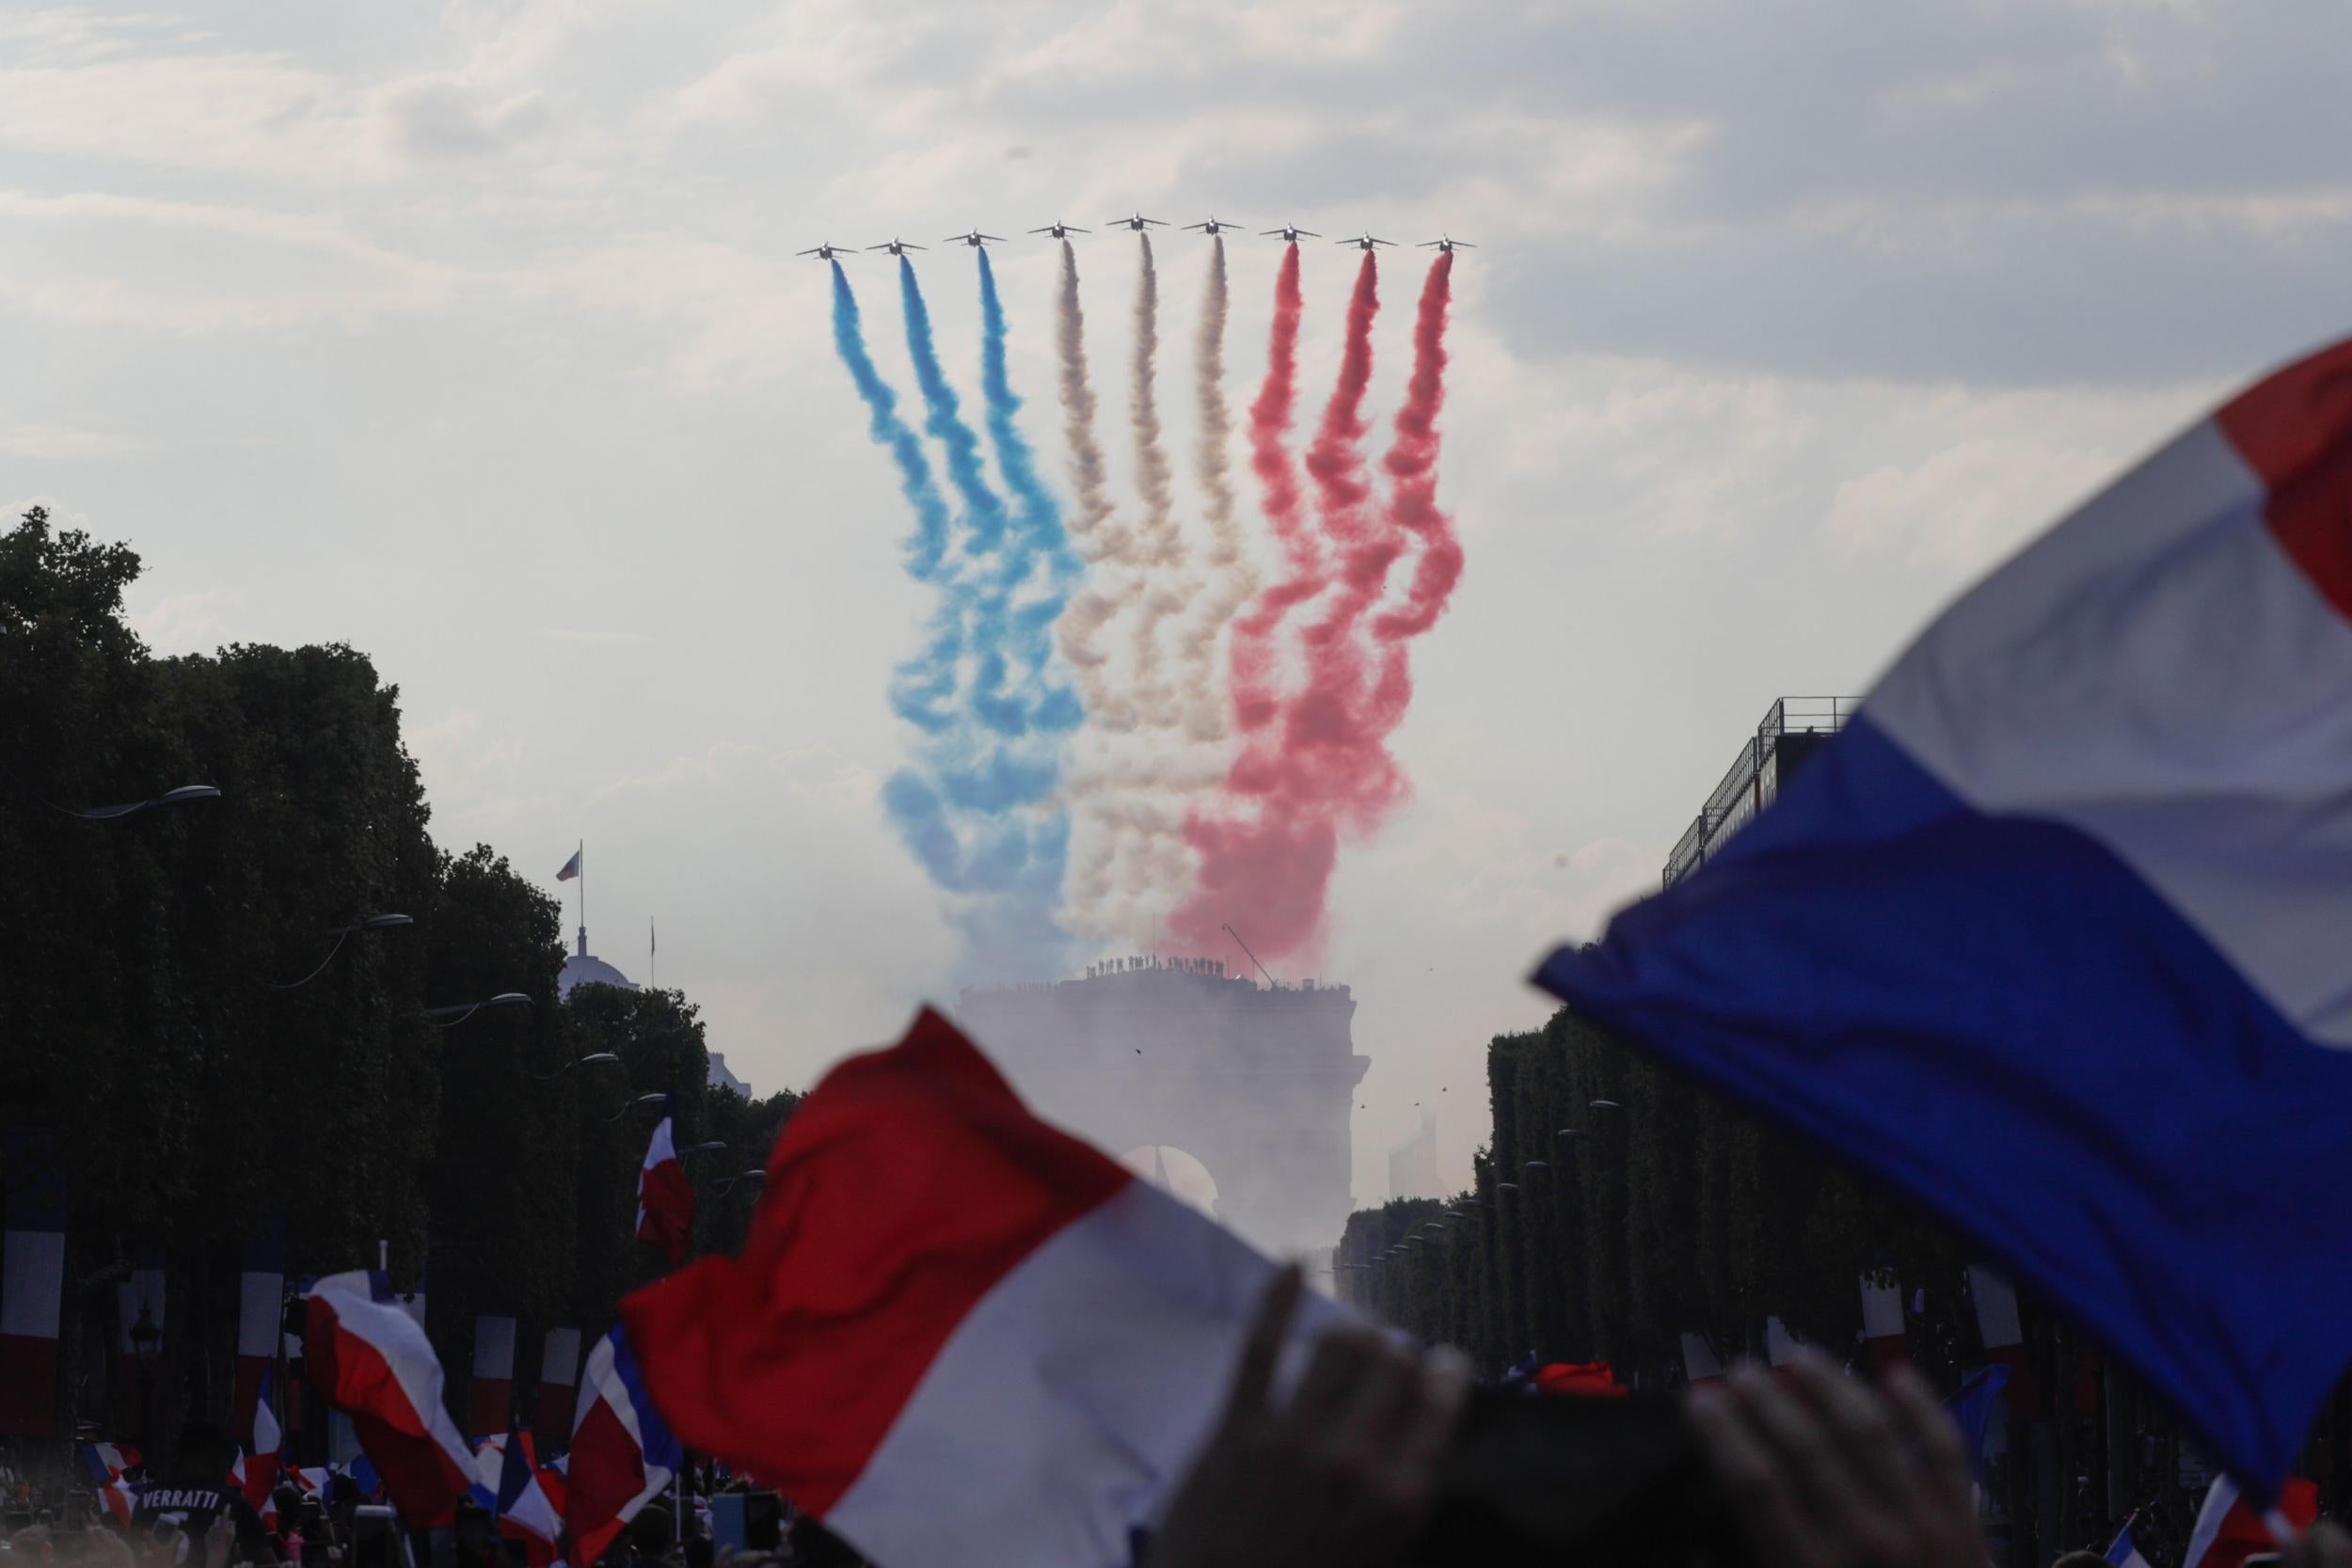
[8,0,2349,1205]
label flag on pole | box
[564,1328,679,1567]
[236,1214,286,1442]
[469,1315,516,1439]
[494,1426,563,1546]
[2106,1519,2153,1568]
[634,1113,693,1269]
[556,848,581,882]
[534,1327,581,1451]
[302,1272,481,1527]
[245,1366,283,1514]
[620,1007,1346,1568]
[1534,332,2352,1497]
[0,1146,66,1436]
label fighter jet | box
[1419,234,1477,254]
[1261,223,1321,243]
[1337,232,1395,251]
[1027,221,1089,239]
[1183,216,1245,236]
[945,230,1006,247]
[867,237,928,255]
[796,242,856,261]
[1106,213,1168,231]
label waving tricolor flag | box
[494,1426,563,1552]
[1536,333,2352,1496]
[564,1328,679,1567]
[634,1111,693,1270]
[244,1366,284,1518]
[2184,1475,2318,1568]
[302,1272,480,1527]
[622,1008,1343,1568]
[80,1443,138,1526]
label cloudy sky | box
[8,0,2349,1206]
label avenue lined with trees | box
[1,506,800,1451]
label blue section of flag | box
[2106,1523,2144,1568]
[609,1329,682,1472]
[348,1455,381,1500]
[1534,711,2352,1495]
[496,1428,532,1517]
[1944,1365,2010,1488]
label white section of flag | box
[825,1179,1347,1568]
[1865,419,2352,1048]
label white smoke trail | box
[1126,234,1194,732]
[1175,234,1254,743]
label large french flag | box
[0,1155,66,1436]
[302,1273,480,1527]
[236,1214,286,1443]
[533,1327,580,1451]
[622,1007,1343,1568]
[635,1114,693,1269]
[469,1315,516,1439]
[1536,334,2352,1494]
[564,1327,680,1567]
[494,1427,564,1547]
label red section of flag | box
[0,1336,57,1435]
[302,1294,473,1528]
[2191,1476,2318,1568]
[621,1007,1132,1513]
[2215,334,2352,622]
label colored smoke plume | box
[1225,242,1313,737]
[1170,251,1460,963]
[1175,233,1256,744]
[827,256,1073,975]
[1126,233,1191,731]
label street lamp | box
[1556,1128,1583,1141]
[606,1091,668,1123]
[53,784,221,821]
[711,1169,767,1196]
[269,913,414,990]
[1496,1181,1520,1193]
[1522,1160,1550,1172]
[1588,1100,1624,1112]
[532,1051,622,1083]
[424,991,532,1027]
[681,1141,726,1157]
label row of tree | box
[1,508,800,1457]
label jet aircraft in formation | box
[811,219,1472,257]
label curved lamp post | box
[270,913,413,990]
[55,784,221,821]
[424,991,532,1028]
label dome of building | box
[558,927,639,998]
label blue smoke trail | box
[829,254,1076,977]
[976,248,1085,736]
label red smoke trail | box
[1363,252,1462,733]
[1224,243,1313,737]
[1170,251,1457,963]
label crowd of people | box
[3,1267,2340,1568]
